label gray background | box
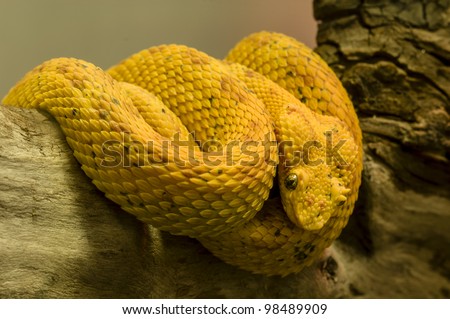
[0,0,316,99]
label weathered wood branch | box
[0,106,347,298]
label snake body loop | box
[2,32,362,276]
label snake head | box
[278,164,350,231]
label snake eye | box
[284,173,298,190]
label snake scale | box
[2,31,362,276]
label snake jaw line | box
[279,165,335,231]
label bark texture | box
[314,0,450,297]
[1,0,449,298]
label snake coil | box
[2,31,362,276]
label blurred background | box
[0,0,316,98]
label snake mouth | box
[289,178,351,231]
[282,196,331,231]
[279,189,330,231]
[295,203,331,231]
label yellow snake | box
[2,31,362,276]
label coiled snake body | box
[3,32,362,276]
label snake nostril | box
[336,195,347,206]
